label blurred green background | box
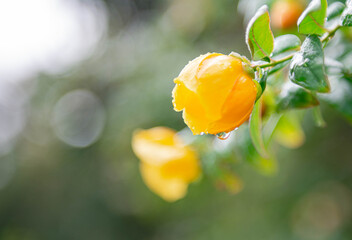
[0,0,351,239]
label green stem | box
[313,106,327,127]
[321,25,341,43]
[252,54,294,69]
[252,25,342,70]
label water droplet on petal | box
[235,127,239,131]
[216,132,231,140]
[200,132,205,136]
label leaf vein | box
[250,26,267,58]
[308,13,325,30]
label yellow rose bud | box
[172,53,257,135]
[131,127,200,202]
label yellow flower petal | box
[140,163,188,202]
[159,153,200,182]
[208,74,257,134]
[132,127,186,166]
[172,53,257,135]
[131,127,201,201]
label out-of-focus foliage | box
[0,0,350,239]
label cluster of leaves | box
[242,0,352,162]
[201,0,352,187]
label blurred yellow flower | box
[172,53,257,135]
[274,113,305,149]
[216,171,243,194]
[132,127,200,202]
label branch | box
[251,25,342,69]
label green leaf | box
[318,77,352,123]
[249,100,269,158]
[254,69,268,100]
[263,113,283,144]
[267,35,301,76]
[246,5,274,61]
[298,0,328,35]
[341,0,352,26]
[312,106,327,127]
[271,35,301,58]
[268,60,290,75]
[233,125,277,176]
[327,2,345,21]
[277,82,320,111]
[259,71,267,94]
[289,35,330,93]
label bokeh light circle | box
[52,89,106,148]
